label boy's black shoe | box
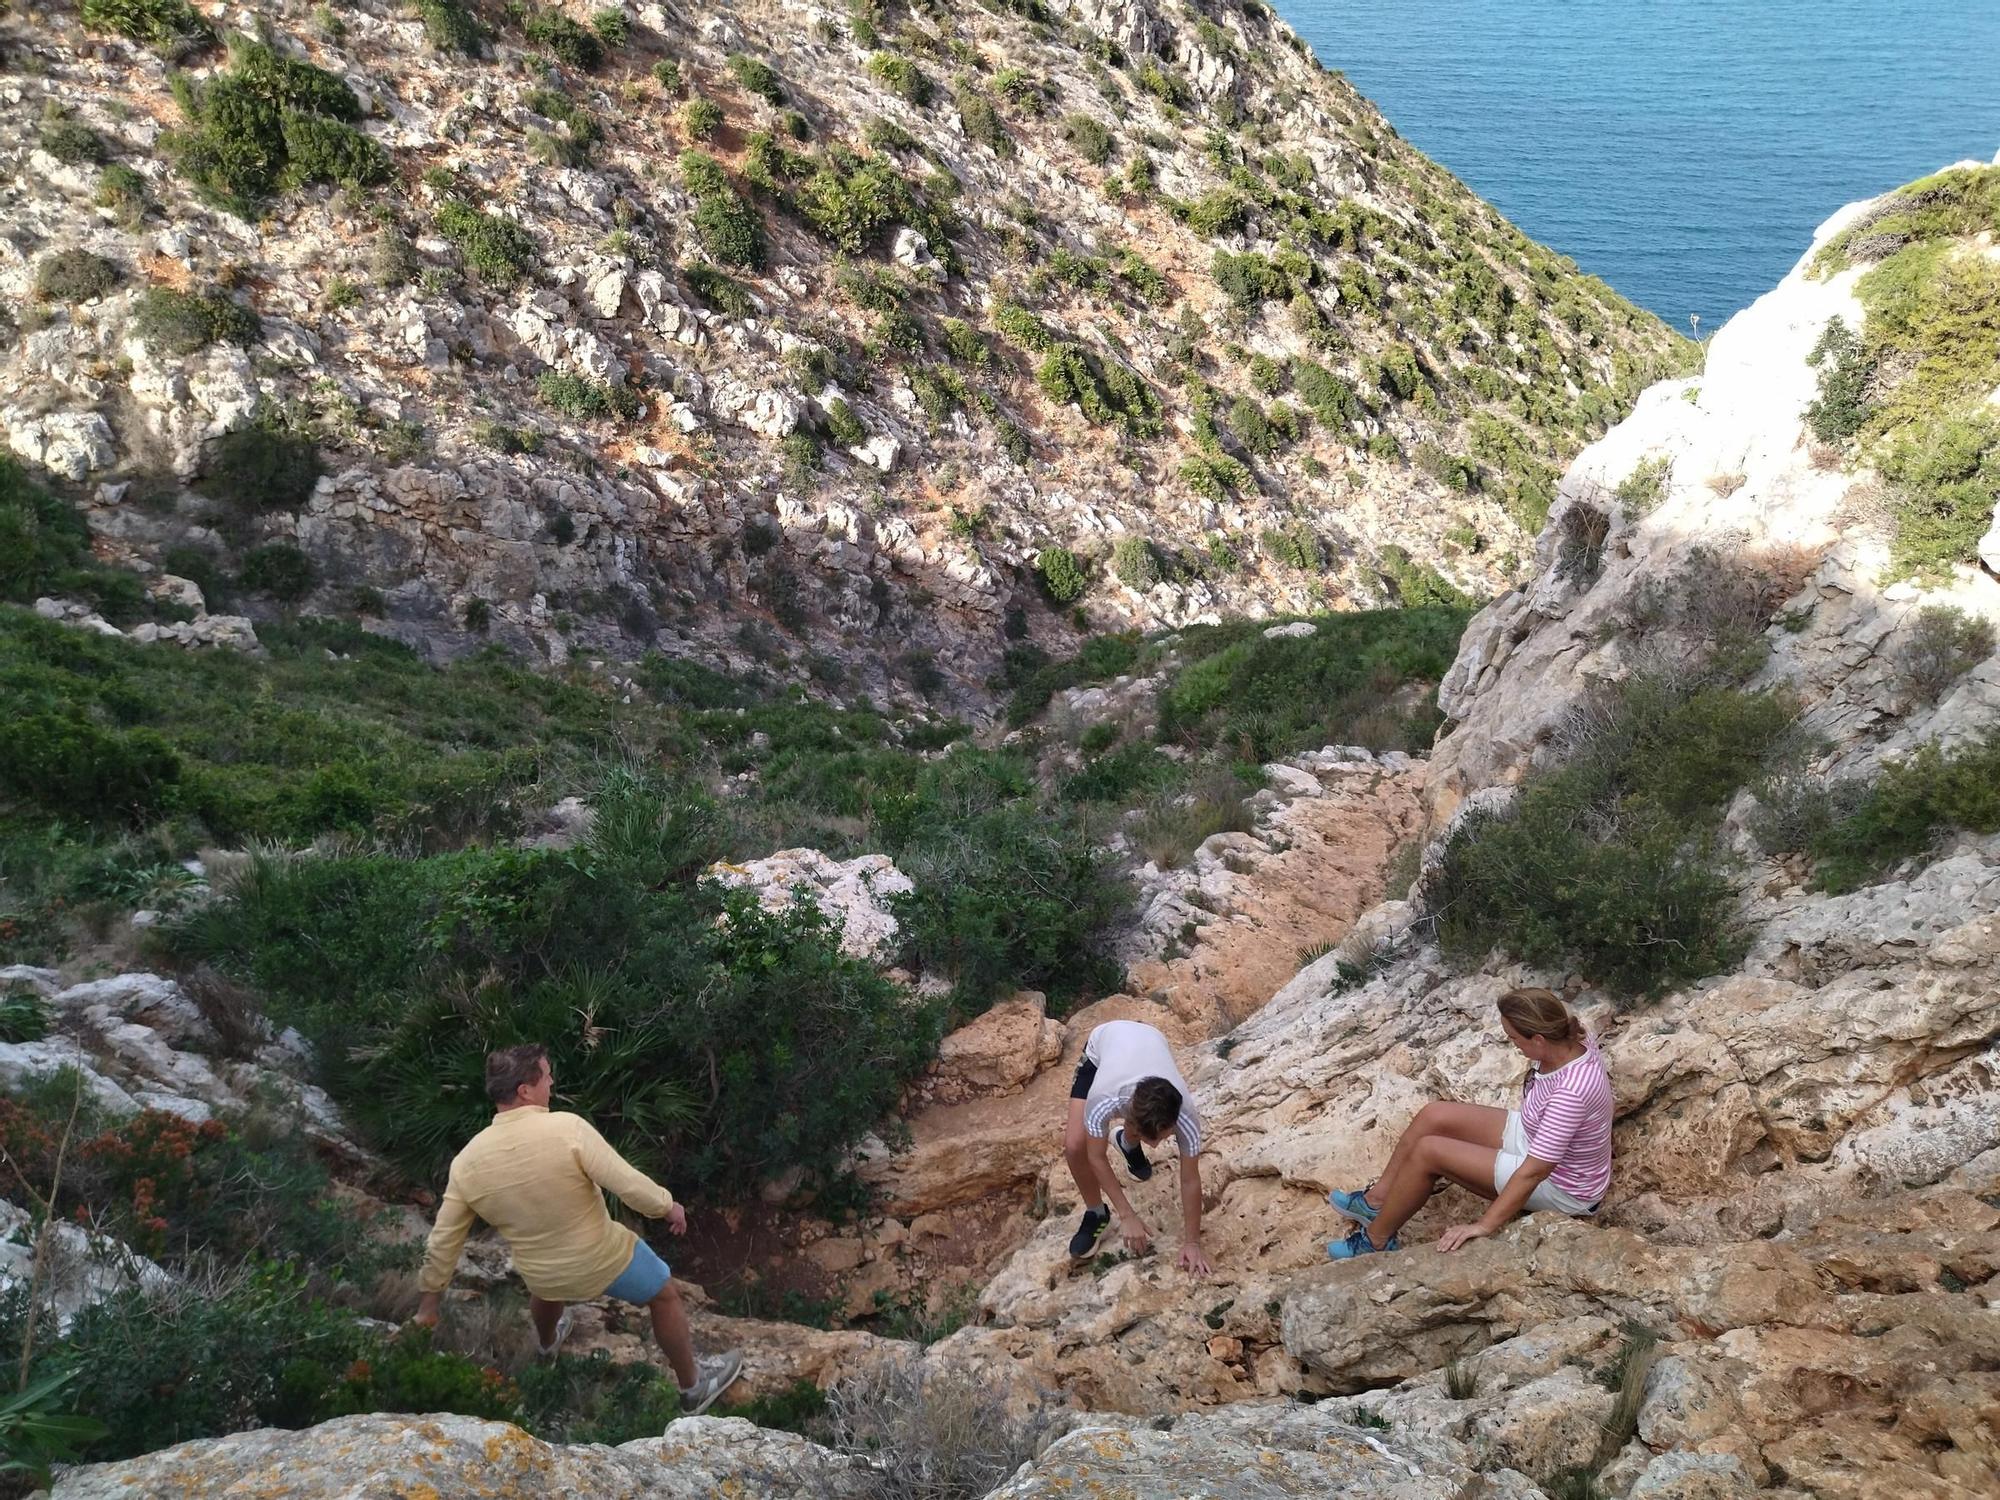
[1113,1127,1153,1182]
[1067,1205,1111,1258]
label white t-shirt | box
[1082,1020,1203,1159]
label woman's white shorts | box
[1494,1110,1600,1216]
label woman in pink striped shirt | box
[1326,987,1613,1259]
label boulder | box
[707,849,913,963]
[929,990,1066,1102]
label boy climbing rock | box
[1062,1018,1211,1274]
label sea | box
[1272,0,2000,332]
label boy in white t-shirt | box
[1062,1019,1211,1274]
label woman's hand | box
[1178,1240,1212,1276]
[1436,1221,1494,1253]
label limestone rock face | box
[706,849,914,962]
[51,1412,870,1499]
[928,990,1067,1103]
[985,1403,1524,1498]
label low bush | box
[1426,676,1794,997]
[524,8,604,70]
[1157,608,1466,761]
[1036,547,1087,604]
[1259,521,1319,572]
[38,105,105,165]
[169,773,942,1194]
[678,96,724,141]
[96,163,150,225]
[0,712,182,822]
[1034,346,1161,435]
[1291,359,1357,432]
[954,81,1010,156]
[1897,604,1996,703]
[589,7,628,47]
[79,0,214,56]
[813,1358,1056,1499]
[683,262,755,316]
[1879,412,2000,581]
[1804,316,1871,443]
[1379,546,1477,610]
[132,286,261,355]
[0,458,153,625]
[33,250,121,304]
[163,38,385,214]
[417,0,483,53]
[1804,737,2000,893]
[237,543,317,602]
[681,151,766,270]
[537,372,639,422]
[435,200,537,287]
[1109,536,1160,590]
[868,53,934,107]
[1063,113,1113,165]
[1613,455,1671,515]
[196,421,323,511]
[727,53,785,104]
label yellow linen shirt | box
[419,1106,675,1302]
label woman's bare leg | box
[1369,1136,1499,1246]
[1363,1101,1507,1208]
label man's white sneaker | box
[678,1349,745,1416]
[535,1306,576,1359]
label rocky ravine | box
[45,176,2000,1496]
[5,0,1681,707]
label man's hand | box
[1436,1221,1494,1253]
[409,1292,442,1330]
[665,1203,688,1236]
[1177,1240,1212,1276]
[1120,1222,1152,1257]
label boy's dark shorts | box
[1070,1056,1097,1100]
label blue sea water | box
[1273,0,2000,331]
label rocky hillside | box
[4,0,1684,706]
[35,162,2000,1497]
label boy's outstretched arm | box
[1178,1154,1211,1275]
[1088,1135,1148,1252]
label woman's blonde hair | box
[1497,987,1584,1094]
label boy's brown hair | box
[485,1043,549,1105]
[1130,1077,1182,1141]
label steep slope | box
[5,0,1683,705]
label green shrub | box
[33,249,121,304]
[0,712,182,822]
[1185,190,1250,237]
[537,372,638,422]
[1426,677,1794,997]
[1896,604,1996,704]
[132,286,261,355]
[525,9,604,69]
[1613,455,1671,515]
[1291,359,1356,431]
[0,457,151,623]
[435,200,537,287]
[1034,346,1161,435]
[1378,546,1477,610]
[1879,413,2000,580]
[868,52,934,106]
[589,8,628,47]
[162,39,375,214]
[1803,316,1871,443]
[167,773,941,1194]
[727,53,785,104]
[890,799,1126,1009]
[1110,536,1160,590]
[681,151,766,270]
[652,59,684,94]
[1377,344,1426,401]
[1259,521,1319,571]
[516,1352,681,1444]
[79,0,214,55]
[96,163,150,225]
[1414,443,1480,494]
[1806,737,2000,893]
[416,0,483,53]
[1037,547,1087,603]
[1156,608,1467,761]
[1062,112,1114,166]
[954,82,1010,156]
[992,301,1054,353]
[1180,453,1250,501]
[679,97,724,140]
[237,544,317,602]
[794,156,935,257]
[38,106,105,165]
[683,262,754,316]
[197,422,323,511]
[822,398,867,449]
[1211,251,1289,309]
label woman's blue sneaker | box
[1326,1227,1397,1260]
[1327,1187,1378,1224]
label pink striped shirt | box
[1520,1039,1613,1202]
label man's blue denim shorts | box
[603,1238,671,1303]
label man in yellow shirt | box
[412,1044,743,1414]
